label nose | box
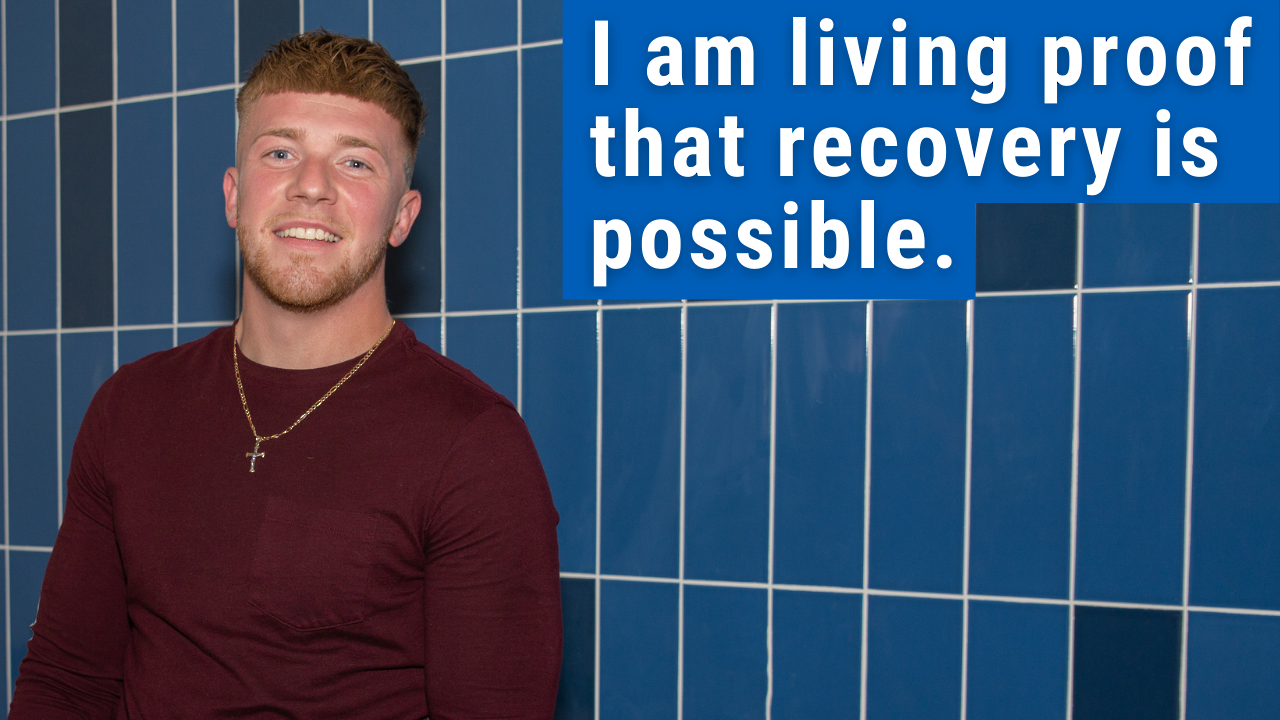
[287,156,337,205]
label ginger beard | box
[238,216,393,314]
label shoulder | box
[107,326,231,402]
[386,325,516,421]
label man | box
[9,32,562,719]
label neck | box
[235,271,394,370]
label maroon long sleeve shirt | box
[9,323,562,719]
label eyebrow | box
[254,127,305,144]
[336,134,387,162]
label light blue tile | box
[9,550,51,694]
[1083,204,1193,288]
[176,0,233,90]
[599,579,678,720]
[177,90,237,323]
[1186,612,1280,720]
[522,45,577,309]
[445,52,518,311]
[5,0,56,113]
[118,99,175,326]
[1190,287,1280,610]
[119,329,174,366]
[304,0,368,37]
[1198,204,1280,283]
[966,601,1068,720]
[6,116,57,331]
[523,312,596,574]
[118,0,172,97]
[373,0,440,60]
[397,316,441,352]
[600,309,680,578]
[683,585,767,720]
[865,595,963,720]
[774,302,865,588]
[446,0,515,53]
[8,335,60,546]
[1077,292,1188,605]
[772,590,860,720]
[61,332,115,484]
[444,314,517,403]
[685,305,770,583]
[869,301,966,594]
[970,296,1073,599]
[523,0,561,43]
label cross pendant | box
[246,441,265,473]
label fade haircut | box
[237,31,426,181]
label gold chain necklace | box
[232,321,396,472]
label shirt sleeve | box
[9,375,128,719]
[422,402,563,719]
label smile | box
[274,226,343,243]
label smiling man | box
[9,33,562,719]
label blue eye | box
[347,159,366,169]
[270,149,289,160]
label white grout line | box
[514,0,523,416]
[1178,203,1201,720]
[170,0,178,348]
[960,297,975,720]
[298,0,305,33]
[765,301,778,720]
[1065,203,1086,720]
[859,300,873,720]
[367,0,373,40]
[593,302,602,720]
[437,0,447,356]
[676,299,688,720]
[53,0,63,528]
[396,38,562,67]
[111,0,119,371]
[977,279,1280,297]
[2,0,9,697]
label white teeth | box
[273,227,342,242]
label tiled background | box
[2,1,1279,718]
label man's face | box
[224,91,421,313]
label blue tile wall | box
[4,1,1280,716]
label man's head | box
[225,32,424,314]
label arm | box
[9,378,128,719]
[423,403,562,719]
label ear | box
[223,167,240,228]
[388,189,422,248]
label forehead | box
[240,91,404,152]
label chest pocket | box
[248,496,379,631]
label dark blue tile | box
[387,62,442,315]
[9,550,51,693]
[524,312,596,574]
[1198,204,1280,283]
[772,590,860,720]
[1191,287,1280,610]
[374,0,440,60]
[869,301,966,594]
[555,577,595,720]
[397,316,441,352]
[523,45,575,309]
[59,0,113,105]
[304,0,367,36]
[970,296,1073,599]
[686,306,770,583]
[239,0,299,81]
[8,335,60,546]
[6,116,57,331]
[118,99,175,326]
[1073,606,1181,720]
[60,107,115,329]
[61,332,115,481]
[1185,612,1280,720]
[445,52,517,311]
[600,309,680,578]
[119,328,174,365]
[976,204,1078,292]
[1077,292,1188,605]
[523,0,561,43]
[177,324,225,345]
[443,314,516,403]
[176,0,233,90]
[118,0,172,97]
[1083,204,1193,288]
[5,0,56,113]
[599,579,678,719]
[177,90,237,323]
[966,601,1068,720]
[865,595,962,720]
[775,303,865,588]
[683,585,767,720]
[446,0,515,53]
